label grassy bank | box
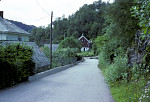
[99,60,150,102]
[110,78,150,102]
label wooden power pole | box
[50,11,53,69]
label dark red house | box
[78,34,92,51]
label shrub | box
[0,43,35,89]
[98,51,109,70]
[58,37,82,51]
[43,46,50,59]
[105,55,128,84]
[53,48,79,66]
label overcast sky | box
[0,0,114,27]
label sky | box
[0,0,114,27]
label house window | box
[18,36,22,41]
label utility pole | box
[50,11,53,69]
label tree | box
[131,0,150,36]
[30,0,107,45]
[58,37,82,51]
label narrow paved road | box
[0,58,114,102]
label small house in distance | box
[0,11,31,41]
[78,34,92,51]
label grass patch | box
[110,75,150,102]
[77,51,94,57]
[98,56,150,102]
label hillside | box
[8,19,36,32]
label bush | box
[105,55,128,84]
[0,43,35,89]
[53,48,79,66]
[58,37,82,51]
[43,46,50,59]
[41,37,82,68]
[98,51,109,70]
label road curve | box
[0,57,114,102]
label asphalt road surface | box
[0,57,114,102]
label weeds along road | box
[0,57,114,102]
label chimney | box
[0,11,3,18]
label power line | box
[32,16,49,22]
[34,0,51,17]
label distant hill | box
[8,19,36,32]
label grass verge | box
[77,51,94,57]
[99,64,150,102]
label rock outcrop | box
[127,30,150,67]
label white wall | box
[7,34,18,41]
[0,34,7,40]
[0,34,29,41]
[81,47,89,52]
[22,36,29,41]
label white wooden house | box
[0,11,31,41]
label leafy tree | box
[58,37,81,51]
[30,0,107,45]
[131,0,150,36]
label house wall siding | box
[79,37,89,47]
[0,34,7,40]
[23,36,29,41]
[7,34,18,41]
[0,34,29,41]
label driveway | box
[0,57,114,102]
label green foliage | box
[110,78,148,102]
[77,51,94,57]
[0,43,35,89]
[42,46,50,59]
[30,26,50,46]
[93,34,108,54]
[53,48,79,66]
[30,0,107,44]
[95,0,150,102]
[41,47,80,67]
[98,51,110,71]
[131,0,150,36]
[58,37,81,51]
[102,0,139,52]
[143,46,150,67]
[104,55,128,84]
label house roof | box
[78,34,92,43]
[0,17,31,36]
[44,44,59,52]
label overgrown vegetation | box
[95,0,150,101]
[131,0,150,36]
[41,37,82,68]
[0,43,35,89]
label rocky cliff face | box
[127,30,150,67]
